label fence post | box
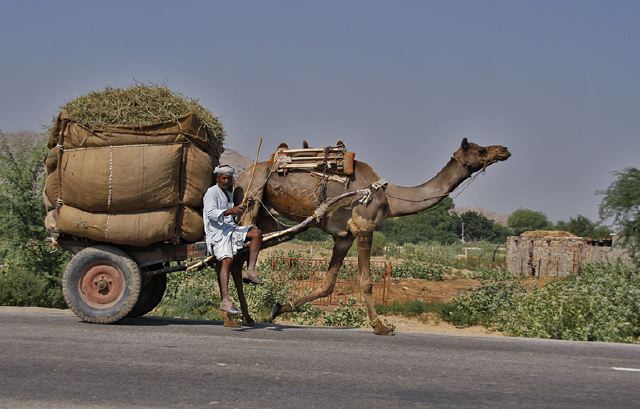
[383,260,392,304]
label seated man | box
[203,165,263,315]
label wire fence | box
[270,256,392,305]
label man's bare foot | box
[220,297,241,315]
[242,270,263,285]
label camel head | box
[452,138,511,173]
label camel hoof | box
[242,317,256,327]
[269,303,282,323]
[371,319,395,336]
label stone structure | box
[506,231,630,277]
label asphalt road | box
[1,307,639,409]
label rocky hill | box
[0,130,45,147]
[219,147,253,174]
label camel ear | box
[461,138,469,151]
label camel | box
[231,138,510,335]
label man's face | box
[216,174,233,190]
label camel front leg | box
[357,232,393,335]
[269,235,354,321]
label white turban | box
[214,165,235,176]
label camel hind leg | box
[269,235,354,321]
[356,232,394,336]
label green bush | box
[0,262,65,308]
[152,268,221,320]
[444,275,526,327]
[0,135,69,308]
[497,263,640,342]
[321,297,368,327]
[388,243,451,280]
[154,255,297,321]
[242,257,295,320]
[290,302,323,326]
[445,262,640,343]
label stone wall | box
[506,235,630,277]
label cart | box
[59,188,370,323]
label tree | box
[555,215,611,239]
[380,197,461,244]
[507,208,552,236]
[459,211,510,243]
[599,167,640,263]
[0,133,68,307]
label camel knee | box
[360,279,373,294]
[316,282,336,298]
[317,287,333,298]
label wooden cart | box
[59,188,369,323]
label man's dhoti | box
[209,225,252,260]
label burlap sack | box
[59,144,183,212]
[44,209,57,232]
[183,144,213,207]
[44,171,59,209]
[44,149,57,174]
[48,111,215,154]
[57,206,178,246]
[180,206,205,242]
[46,112,221,246]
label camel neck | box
[384,158,471,217]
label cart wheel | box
[127,270,167,318]
[62,245,141,324]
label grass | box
[376,300,452,317]
[53,83,225,156]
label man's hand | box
[224,205,246,217]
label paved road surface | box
[1,307,639,409]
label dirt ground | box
[262,243,501,336]
[388,277,480,303]
[377,314,502,337]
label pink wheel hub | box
[79,264,125,308]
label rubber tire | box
[127,272,167,318]
[62,245,142,324]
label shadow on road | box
[116,316,347,333]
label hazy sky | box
[1,0,638,222]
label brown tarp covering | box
[45,113,218,246]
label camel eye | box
[479,148,487,155]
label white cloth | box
[203,184,251,259]
[214,165,235,175]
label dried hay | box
[51,84,224,153]
[520,230,578,238]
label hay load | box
[44,84,225,246]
